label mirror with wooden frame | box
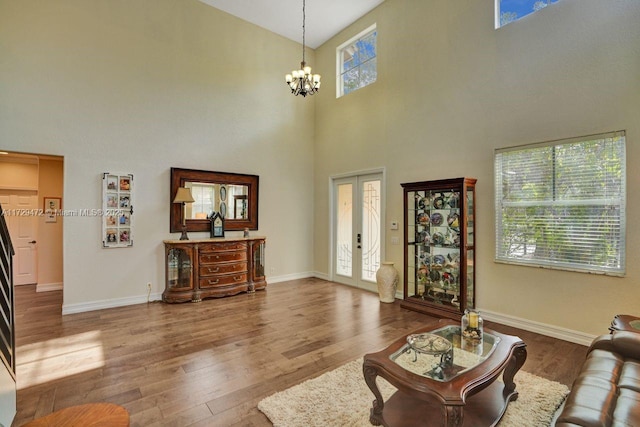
[170,167,259,232]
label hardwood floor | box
[12,279,589,426]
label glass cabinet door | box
[167,247,192,290]
[465,186,475,309]
[410,189,462,308]
[253,240,265,280]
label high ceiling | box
[198,0,384,49]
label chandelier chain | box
[302,0,306,64]
[284,0,320,97]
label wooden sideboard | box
[163,237,266,303]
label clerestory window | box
[336,24,377,98]
[495,0,561,28]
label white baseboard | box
[313,271,330,281]
[62,272,323,314]
[62,292,163,315]
[479,309,595,347]
[268,271,316,284]
[36,282,63,292]
[307,273,594,346]
[63,273,323,314]
[58,276,595,347]
[63,272,320,314]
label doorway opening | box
[0,151,64,292]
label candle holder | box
[461,309,483,346]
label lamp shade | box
[173,187,195,204]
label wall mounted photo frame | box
[102,173,133,248]
[43,197,61,223]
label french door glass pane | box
[361,180,381,282]
[336,183,353,277]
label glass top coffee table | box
[363,319,527,427]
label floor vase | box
[376,262,399,303]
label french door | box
[332,172,384,292]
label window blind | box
[494,131,626,275]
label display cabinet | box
[400,178,476,320]
[163,237,266,303]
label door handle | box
[357,233,361,249]
[29,240,37,244]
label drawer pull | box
[234,276,242,281]
[208,267,220,273]
[208,279,220,285]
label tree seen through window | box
[495,132,626,276]
[497,0,561,27]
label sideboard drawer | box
[200,251,247,264]
[199,242,247,253]
[199,262,247,277]
[200,273,248,288]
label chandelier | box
[285,0,321,97]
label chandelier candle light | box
[285,0,321,97]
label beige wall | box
[0,158,38,190]
[313,0,640,336]
[37,158,64,288]
[0,0,316,309]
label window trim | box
[494,131,627,276]
[336,23,377,98]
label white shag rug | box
[258,358,569,427]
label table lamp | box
[173,187,195,240]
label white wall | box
[0,0,316,310]
[0,364,15,427]
[313,0,640,336]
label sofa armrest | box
[589,331,640,359]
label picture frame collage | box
[102,173,133,248]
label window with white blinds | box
[494,131,626,275]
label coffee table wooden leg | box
[502,342,527,399]
[443,404,463,427]
[363,362,384,425]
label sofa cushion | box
[578,349,623,383]
[590,332,640,359]
[618,360,640,393]
[611,388,640,426]
[555,329,640,427]
[556,375,616,426]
